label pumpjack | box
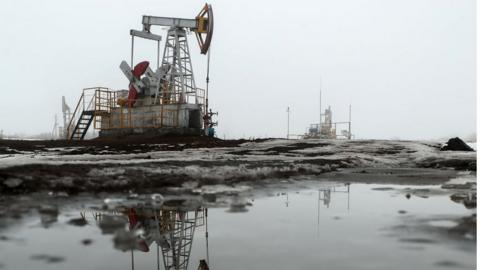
[66,4,216,140]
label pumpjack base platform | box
[99,127,203,139]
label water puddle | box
[0,183,475,270]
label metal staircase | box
[70,110,94,140]
[66,87,112,140]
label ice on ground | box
[0,139,475,172]
[0,139,475,194]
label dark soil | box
[0,137,475,195]
[0,157,352,195]
[227,142,331,156]
[0,137,267,155]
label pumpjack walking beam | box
[141,4,213,55]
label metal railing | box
[92,89,122,129]
[66,87,112,139]
[156,88,205,106]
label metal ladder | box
[66,87,114,140]
[66,88,98,140]
[70,110,94,140]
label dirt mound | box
[440,137,474,152]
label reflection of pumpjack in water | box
[127,206,210,270]
[81,206,210,270]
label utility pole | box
[287,106,290,139]
[319,78,322,129]
[348,104,352,140]
[319,89,322,136]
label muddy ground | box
[0,137,476,194]
[0,136,256,155]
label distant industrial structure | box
[63,4,215,140]
[303,91,352,139]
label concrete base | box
[99,127,203,138]
[101,103,202,129]
[98,100,204,138]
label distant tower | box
[52,114,59,139]
[62,96,72,138]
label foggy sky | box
[0,0,475,140]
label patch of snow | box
[88,168,126,176]
[194,184,251,194]
[444,173,476,185]
[427,220,458,228]
[466,142,476,150]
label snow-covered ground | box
[0,139,475,194]
[0,138,475,169]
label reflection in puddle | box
[80,206,209,270]
[0,183,475,270]
[317,183,350,209]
